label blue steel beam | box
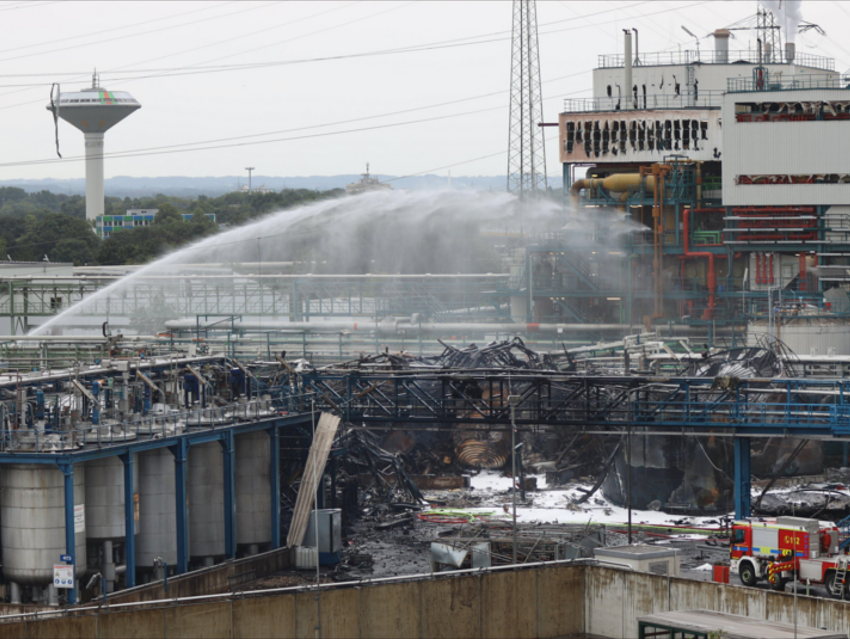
[169,440,190,575]
[734,437,752,519]
[58,462,77,605]
[221,431,236,559]
[120,452,136,588]
[268,426,280,549]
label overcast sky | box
[1,0,848,183]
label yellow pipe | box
[569,173,657,211]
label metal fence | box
[563,92,723,113]
[599,49,834,71]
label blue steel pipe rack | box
[302,370,850,522]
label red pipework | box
[769,253,775,285]
[683,207,717,319]
[755,253,762,285]
[799,253,807,291]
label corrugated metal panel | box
[285,412,341,548]
[722,89,850,206]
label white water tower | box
[46,73,141,221]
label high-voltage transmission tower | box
[507,0,547,197]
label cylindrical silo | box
[235,431,272,548]
[137,448,178,567]
[1,464,86,586]
[85,454,139,540]
[188,442,224,561]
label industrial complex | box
[5,1,850,638]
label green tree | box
[154,203,182,225]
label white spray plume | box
[763,0,804,44]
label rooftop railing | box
[727,73,850,93]
[563,91,723,113]
[599,49,834,72]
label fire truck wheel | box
[770,576,788,592]
[739,561,758,587]
[826,571,845,599]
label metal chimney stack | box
[785,42,796,64]
[712,29,730,64]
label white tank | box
[235,431,272,546]
[84,455,139,541]
[1,464,87,586]
[136,448,178,566]
[188,442,225,559]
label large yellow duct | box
[569,173,656,211]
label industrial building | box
[6,3,850,637]
[506,13,850,338]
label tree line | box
[0,186,344,266]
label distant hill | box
[0,174,564,198]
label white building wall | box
[722,88,850,206]
[591,62,834,101]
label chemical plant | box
[6,2,850,638]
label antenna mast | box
[507,0,547,197]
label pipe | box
[623,29,633,110]
[683,208,716,319]
[755,253,762,286]
[799,252,807,291]
[769,253,775,285]
[569,173,656,211]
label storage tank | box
[747,317,850,355]
[137,448,178,567]
[1,464,87,586]
[188,441,224,561]
[235,431,272,549]
[85,454,139,540]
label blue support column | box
[120,453,136,588]
[59,463,77,605]
[269,426,281,549]
[169,440,189,574]
[221,432,236,559]
[734,437,752,520]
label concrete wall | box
[5,563,850,638]
[585,566,850,638]
[104,546,292,604]
[0,564,586,639]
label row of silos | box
[0,431,273,599]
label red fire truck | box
[730,517,848,596]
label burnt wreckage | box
[296,337,840,519]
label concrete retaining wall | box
[0,564,585,639]
[586,566,850,638]
[104,546,292,604]
[5,563,850,638]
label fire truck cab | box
[731,516,847,595]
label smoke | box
[763,0,804,44]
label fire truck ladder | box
[830,558,849,597]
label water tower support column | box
[120,453,136,588]
[84,132,105,221]
[269,426,281,549]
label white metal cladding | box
[722,89,850,206]
[747,320,850,355]
[591,62,833,100]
